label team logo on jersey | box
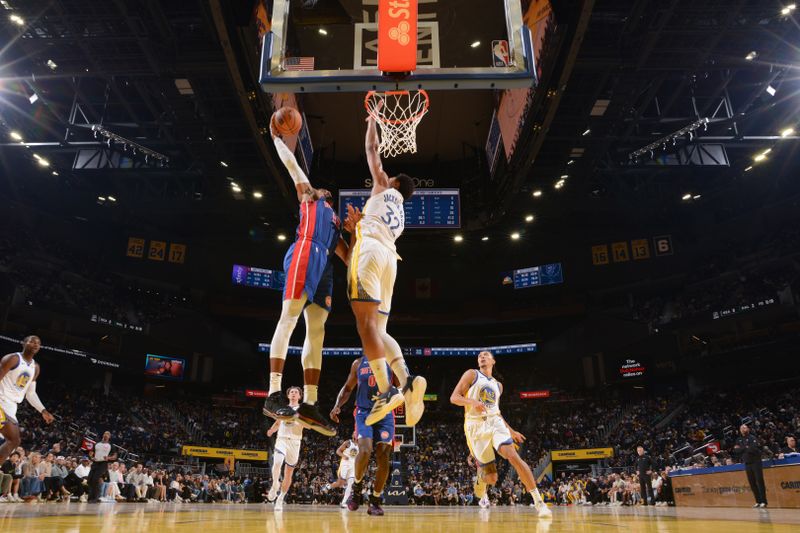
[325,296,332,308]
[478,386,497,407]
[15,372,31,389]
[381,431,390,440]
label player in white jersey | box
[329,436,359,508]
[266,387,304,510]
[346,111,426,428]
[450,351,551,518]
[0,336,54,464]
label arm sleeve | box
[25,381,46,413]
[273,137,310,186]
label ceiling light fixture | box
[277,234,287,241]
[693,195,701,200]
[453,235,464,242]
[253,191,263,199]
[470,41,481,48]
[232,186,242,193]
[780,127,794,138]
[10,131,22,141]
[581,128,591,136]
[511,232,521,240]
[481,236,489,241]
[9,14,23,25]
[766,85,777,97]
[108,196,117,202]
[318,28,328,35]
[525,215,534,222]
[567,160,575,165]
[744,166,753,172]
[532,190,542,197]
[628,117,709,160]
[745,51,757,61]
[554,179,565,189]
[682,193,692,201]
[220,161,229,167]
[46,59,57,70]
[51,171,58,176]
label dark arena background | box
[0,0,799,531]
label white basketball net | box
[365,90,430,158]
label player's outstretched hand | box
[344,205,362,233]
[329,405,341,423]
[42,410,55,424]
[270,120,281,140]
[511,429,526,444]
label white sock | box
[303,384,318,405]
[388,357,410,389]
[368,358,391,392]
[269,372,283,396]
[378,314,408,388]
[530,487,544,506]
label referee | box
[636,445,655,505]
[733,424,767,508]
[87,431,117,503]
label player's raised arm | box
[330,358,360,423]
[365,113,390,195]
[271,123,315,202]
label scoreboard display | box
[339,189,460,229]
[232,264,285,290]
[513,262,564,289]
[258,342,537,357]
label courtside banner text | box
[551,448,614,461]
[182,446,268,461]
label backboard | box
[259,0,536,93]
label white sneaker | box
[274,493,285,511]
[0,495,7,503]
[536,503,552,518]
[479,495,490,509]
[267,487,278,502]
[79,494,88,503]
[402,376,427,426]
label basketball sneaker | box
[367,495,384,516]
[267,486,278,503]
[479,495,490,508]
[274,492,285,511]
[347,482,363,511]
[296,403,337,437]
[262,392,291,420]
[402,375,427,426]
[365,387,405,426]
[536,503,552,518]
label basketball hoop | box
[365,90,430,158]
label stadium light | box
[470,41,481,48]
[277,234,287,241]
[220,161,229,167]
[9,14,23,25]
[781,127,795,138]
[481,236,489,241]
[581,128,591,136]
[108,196,117,202]
[453,235,463,242]
[253,191,263,199]
[532,190,542,197]
[51,171,58,176]
[554,179,565,189]
[232,185,242,193]
[10,131,22,141]
[745,51,757,61]
[744,166,753,172]
[681,193,692,201]
[525,215,534,222]
[510,232,520,240]
[318,28,328,35]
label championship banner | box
[551,447,614,461]
[182,445,268,461]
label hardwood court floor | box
[1,503,798,532]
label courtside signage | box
[551,448,614,461]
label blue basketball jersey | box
[294,198,341,255]
[355,357,391,410]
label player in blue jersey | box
[330,356,397,516]
[262,122,352,437]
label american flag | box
[284,56,315,71]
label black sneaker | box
[347,482,363,511]
[367,495,384,516]
[262,391,290,419]
[296,403,337,437]
[365,386,405,426]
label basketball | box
[272,107,302,136]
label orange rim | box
[364,90,430,125]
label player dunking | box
[330,356,396,515]
[0,336,54,463]
[450,351,552,518]
[346,111,426,427]
[262,122,348,437]
[266,386,304,511]
[329,435,359,508]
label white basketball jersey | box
[277,406,304,440]
[359,188,405,252]
[464,370,502,419]
[0,353,36,405]
[340,440,358,465]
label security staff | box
[733,424,767,507]
[635,445,655,505]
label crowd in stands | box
[0,376,795,505]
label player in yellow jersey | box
[450,351,551,518]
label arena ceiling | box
[1,0,799,250]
